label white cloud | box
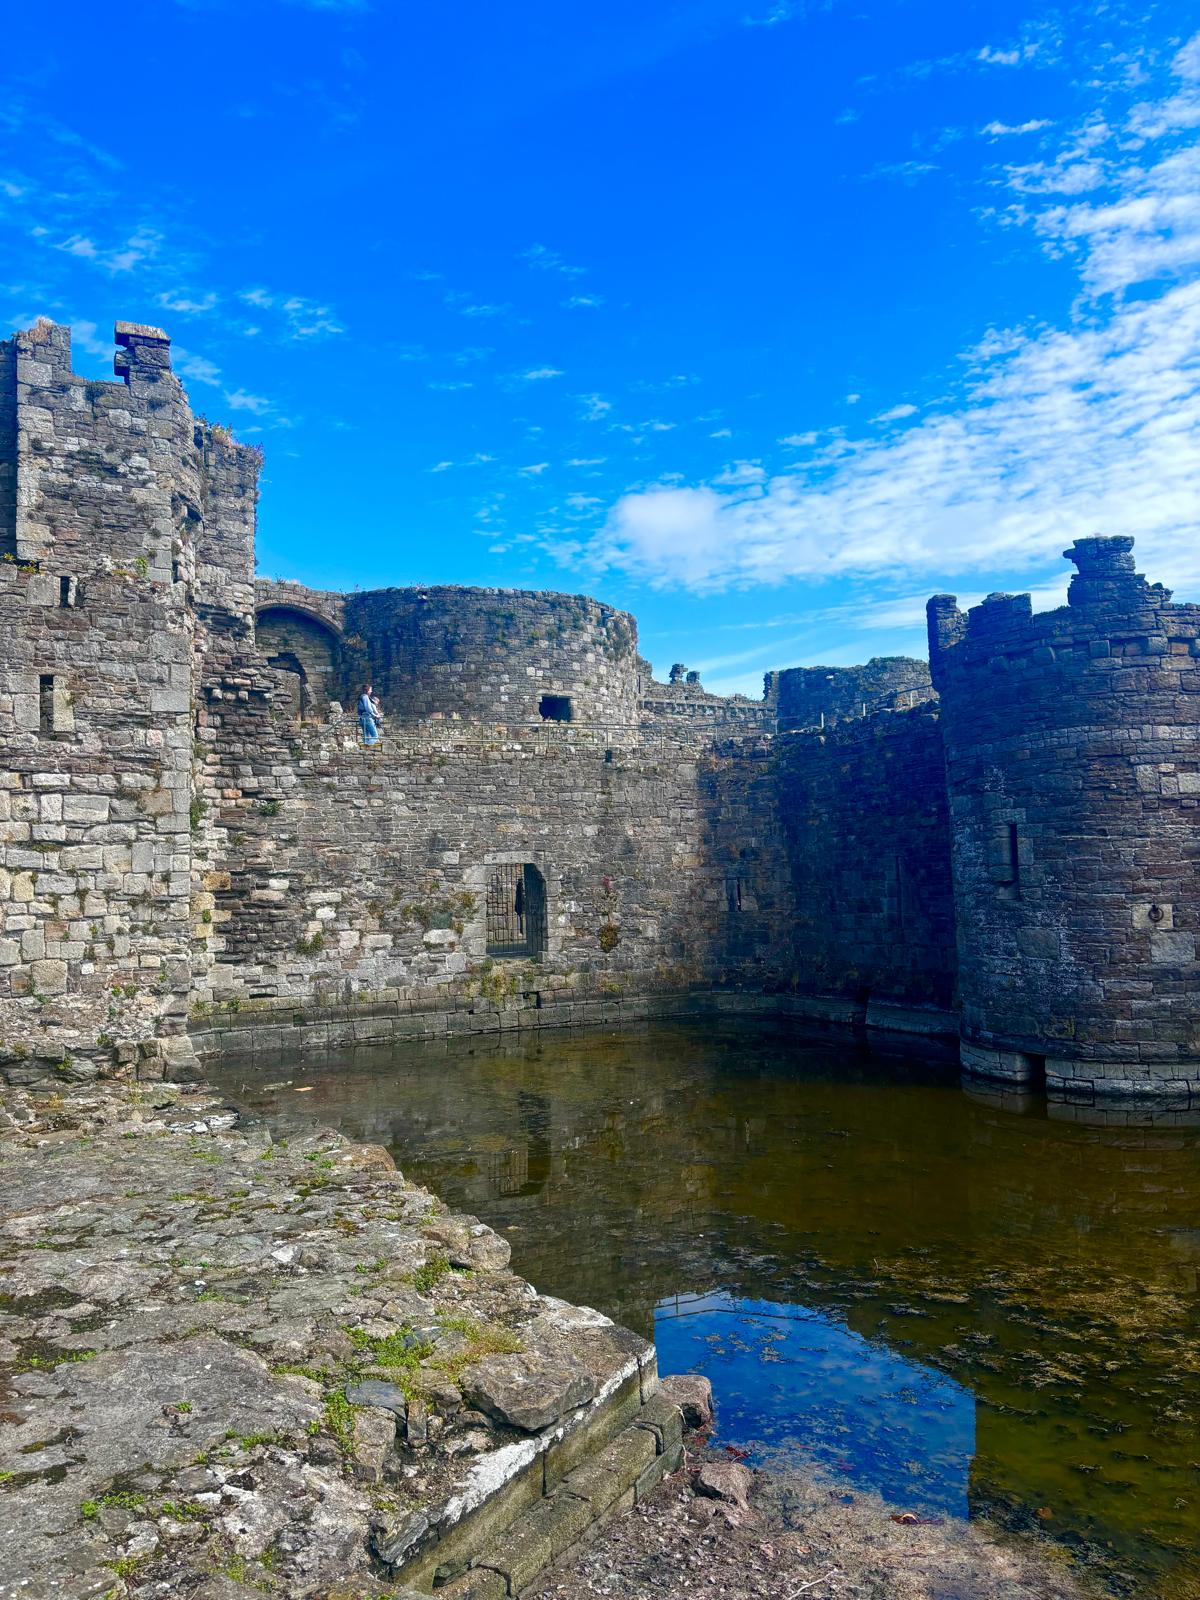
[70,319,113,359]
[520,243,586,278]
[57,234,98,260]
[520,367,564,381]
[224,388,271,414]
[981,118,1052,136]
[711,427,733,438]
[578,393,612,420]
[564,294,604,308]
[874,403,918,422]
[586,42,1200,600]
[744,2,795,25]
[157,290,218,314]
[519,462,550,475]
[174,347,222,386]
[713,460,765,486]
[431,460,454,473]
[779,431,817,446]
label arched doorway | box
[485,863,548,959]
[255,606,340,720]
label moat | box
[210,1020,1200,1599]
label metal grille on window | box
[486,863,548,958]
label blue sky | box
[3,0,1197,695]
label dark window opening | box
[172,558,182,583]
[891,854,905,931]
[486,863,548,959]
[1025,1052,1047,1091]
[58,575,74,607]
[989,820,1023,899]
[539,694,573,723]
[1006,823,1021,900]
[39,674,56,734]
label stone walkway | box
[0,1071,661,1599]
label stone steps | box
[398,1393,684,1598]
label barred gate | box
[485,862,548,959]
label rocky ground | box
[529,1441,1098,1600]
[0,1069,654,1600]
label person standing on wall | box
[358,684,380,746]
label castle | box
[2,319,1197,1102]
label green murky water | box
[210,1022,1200,1597]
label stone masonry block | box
[440,1569,508,1600]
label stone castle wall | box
[776,710,957,1018]
[3,318,1198,1102]
[338,585,643,728]
[929,538,1200,1097]
[189,694,791,1016]
[0,323,204,1061]
[772,656,936,732]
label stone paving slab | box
[0,1072,662,1599]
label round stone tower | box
[928,536,1200,1098]
[342,585,642,726]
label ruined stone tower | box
[0,320,259,1062]
[929,537,1200,1097]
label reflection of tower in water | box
[488,1088,552,1199]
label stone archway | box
[256,606,340,720]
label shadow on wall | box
[256,605,341,720]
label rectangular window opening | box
[539,693,573,723]
[39,674,56,734]
[1007,823,1021,900]
[58,575,74,607]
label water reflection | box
[655,1290,976,1517]
[210,1021,1200,1597]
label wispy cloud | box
[743,2,796,27]
[238,288,344,339]
[520,243,587,278]
[981,118,1053,137]
[224,388,272,415]
[585,36,1200,600]
[158,289,218,314]
[174,347,222,386]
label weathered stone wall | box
[0,333,16,560]
[772,656,935,732]
[0,322,206,1066]
[776,710,957,1017]
[339,586,642,727]
[640,677,776,737]
[190,697,791,1016]
[929,537,1200,1096]
[255,604,343,718]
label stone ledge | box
[188,986,962,1060]
[0,1071,669,1600]
[443,1398,685,1597]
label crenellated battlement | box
[928,535,1200,1098]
